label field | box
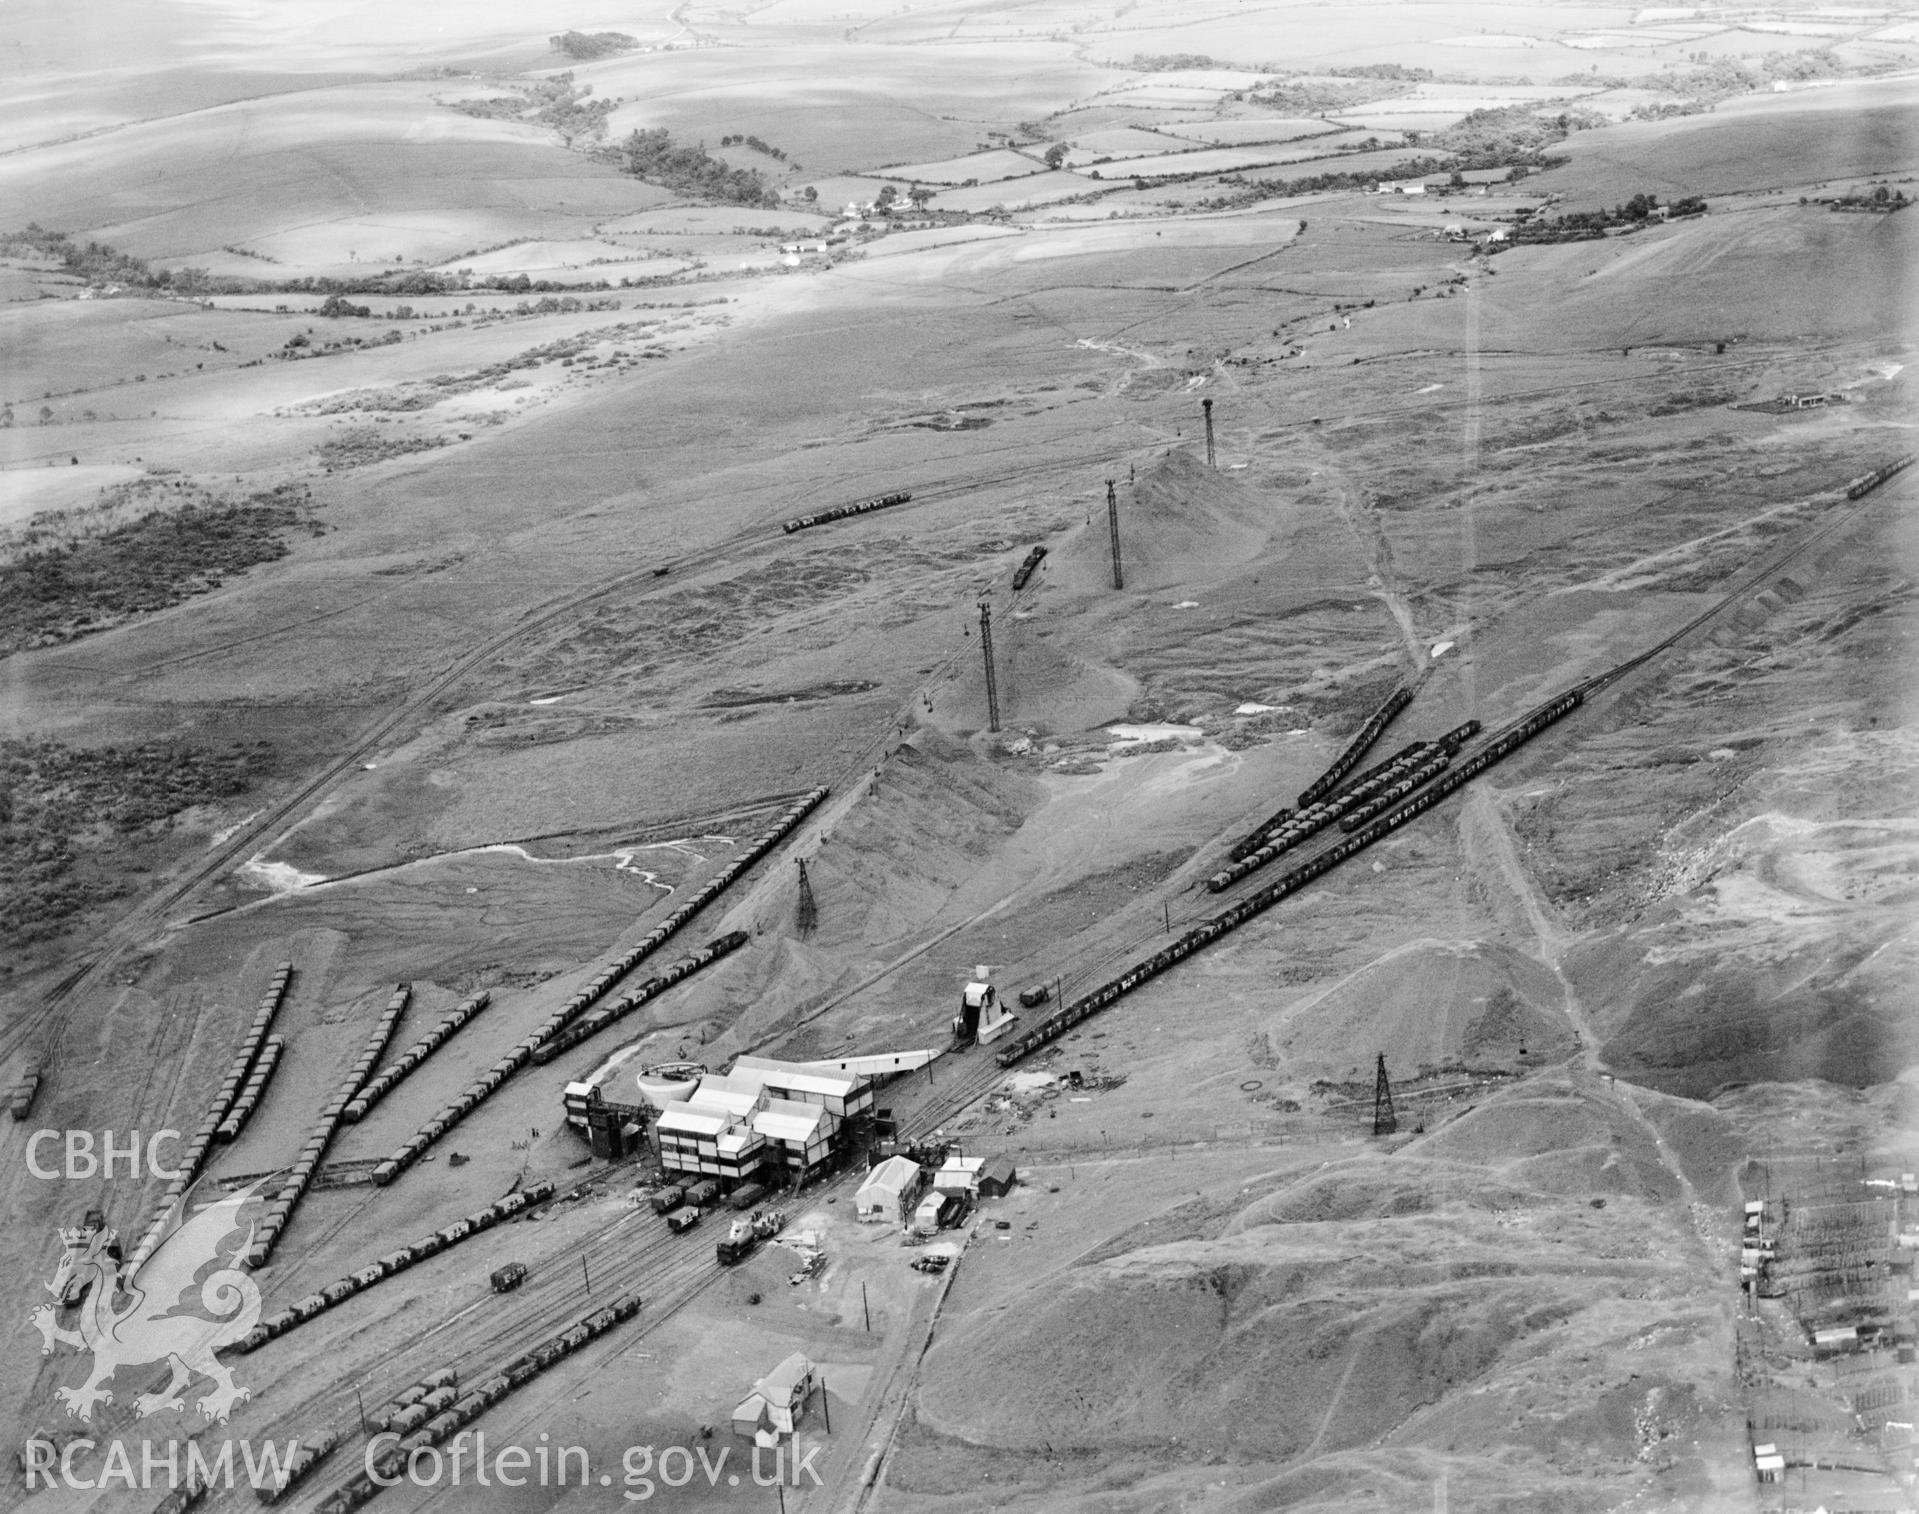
[1,3,1917,1512]
[1101,135,1424,180]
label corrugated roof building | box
[856,1155,921,1224]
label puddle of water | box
[240,857,328,894]
[1107,723,1203,745]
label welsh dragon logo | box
[30,1182,265,1424]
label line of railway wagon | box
[1846,454,1913,499]
[371,789,826,1187]
[250,987,410,1266]
[781,490,911,534]
[342,991,489,1123]
[532,931,749,1064]
[1210,721,1480,891]
[313,1294,644,1514]
[130,961,294,1267]
[214,1035,284,1143]
[997,691,1582,1066]
[256,1428,342,1505]
[369,1367,460,1434]
[1297,683,1413,807]
[233,1181,558,1354]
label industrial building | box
[567,1047,937,1192]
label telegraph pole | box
[978,601,1001,732]
[1106,479,1123,590]
[1202,397,1215,468]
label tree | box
[876,185,897,209]
[1043,143,1068,169]
[908,185,933,211]
[1874,184,1890,203]
[802,185,818,203]
[1449,169,1466,188]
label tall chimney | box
[1202,397,1216,468]
[978,601,1001,733]
[1106,479,1123,590]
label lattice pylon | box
[1372,1053,1397,1137]
[795,857,817,937]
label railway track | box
[20,359,1906,1500]
[286,420,1910,1492]
[0,436,1143,1085]
[964,457,1913,1073]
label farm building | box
[856,1155,922,1223]
[977,1156,1017,1197]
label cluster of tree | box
[1,736,272,950]
[1232,156,1455,200]
[1506,191,1705,244]
[316,294,372,317]
[2,224,161,289]
[1634,47,1844,107]
[450,95,528,120]
[1431,103,1601,170]
[1127,53,1231,72]
[1828,185,1910,211]
[549,30,638,59]
[1326,63,1433,81]
[1248,76,1415,115]
[9,225,644,301]
[616,127,779,207]
[871,184,935,212]
[1629,99,1712,121]
[451,74,615,146]
[718,134,792,163]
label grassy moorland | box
[1,737,272,952]
[0,484,318,655]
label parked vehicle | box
[667,1208,702,1235]
[717,1209,784,1266]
